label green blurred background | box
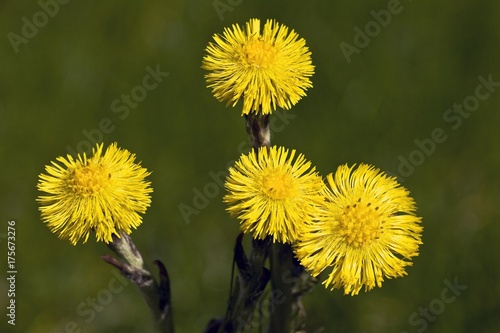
[1,0,499,332]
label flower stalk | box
[220,234,271,332]
[103,232,174,333]
[269,242,318,333]
[245,113,270,150]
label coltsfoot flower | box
[202,18,314,115]
[224,146,324,243]
[37,143,152,245]
[295,164,423,295]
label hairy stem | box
[104,232,174,333]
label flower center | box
[242,39,277,68]
[70,161,110,196]
[338,198,383,247]
[261,169,296,200]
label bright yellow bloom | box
[224,146,324,243]
[37,143,152,245]
[295,164,422,296]
[202,18,314,115]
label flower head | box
[295,164,422,295]
[224,146,324,243]
[37,143,153,245]
[202,18,314,115]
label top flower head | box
[37,143,153,245]
[202,18,314,115]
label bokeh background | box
[1,1,499,332]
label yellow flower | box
[37,143,152,245]
[224,146,324,243]
[202,18,314,115]
[295,164,423,296]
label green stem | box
[268,243,313,333]
[268,243,294,333]
[104,232,174,333]
[245,113,270,150]
[215,235,271,333]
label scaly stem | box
[245,113,270,150]
[103,231,174,333]
[267,243,314,333]
[213,234,271,333]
